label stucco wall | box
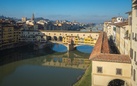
[92,61,131,86]
[131,1,137,85]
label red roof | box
[91,54,131,63]
[114,22,128,27]
[89,31,131,63]
[89,32,110,59]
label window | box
[129,34,131,40]
[97,67,102,73]
[116,68,122,75]
[134,51,136,62]
[113,27,116,31]
[132,32,134,40]
[133,69,136,81]
[135,33,137,41]
[130,48,133,59]
[131,66,133,76]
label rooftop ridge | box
[89,32,103,59]
[101,32,110,53]
[89,32,131,64]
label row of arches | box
[46,36,63,41]
[108,79,127,86]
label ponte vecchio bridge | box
[36,30,100,51]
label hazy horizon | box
[0,0,131,23]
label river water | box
[0,44,93,86]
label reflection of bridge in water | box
[42,51,90,69]
[42,57,90,69]
[0,50,90,82]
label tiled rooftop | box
[102,32,110,53]
[92,54,131,63]
[113,22,128,27]
[89,31,131,63]
[89,32,103,59]
[89,32,110,59]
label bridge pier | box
[67,44,74,51]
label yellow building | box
[91,54,131,86]
[90,32,131,86]
[131,0,137,86]
[2,25,14,49]
[62,36,78,44]
[62,36,96,45]
[84,36,96,45]
[114,22,128,53]
[0,25,21,50]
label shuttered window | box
[130,48,133,59]
[132,32,134,40]
[134,51,136,62]
[133,69,136,81]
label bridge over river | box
[35,30,100,51]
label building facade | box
[0,25,21,50]
[131,0,137,86]
[20,30,45,42]
[90,32,131,86]
[92,56,131,86]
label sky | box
[0,0,132,23]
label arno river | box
[0,44,93,86]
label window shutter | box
[134,51,136,62]
[132,32,134,40]
[135,33,137,41]
[130,48,133,59]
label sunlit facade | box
[131,0,137,86]
[62,36,96,45]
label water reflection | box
[0,44,93,86]
[43,53,90,69]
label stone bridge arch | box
[47,36,52,41]
[53,36,58,41]
[108,78,129,86]
[58,36,63,41]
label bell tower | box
[31,13,35,20]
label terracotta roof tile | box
[89,31,130,64]
[114,22,128,27]
[89,32,103,59]
[91,54,131,63]
[89,32,110,59]
[102,32,110,53]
